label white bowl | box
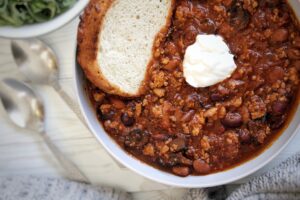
[74,2,300,187]
[0,0,89,38]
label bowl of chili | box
[74,0,300,187]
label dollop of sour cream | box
[183,34,236,88]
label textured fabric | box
[183,186,227,200]
[182,152,300,200]
[0,176,131,200]
[227,151,300,200]
[1,152,300,200]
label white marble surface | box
[0,18,299,193]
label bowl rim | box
[73,56,300,188]
[0,0,89,39]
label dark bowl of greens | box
[0,0,89,38]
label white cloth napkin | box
[0,152,299,200]
[0,176,131,200]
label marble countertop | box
[0,18,299,193]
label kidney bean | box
[293,37,300,48]
[270,28,288,43]
[174,108,184,122]
[287,48,300,60]
[238,129,251,143]
[193,159,211,174]
[181,110,195,122]
[110,98,126,109]
[152,134,168,140]
[121,113,135,126]
[268,67,285,83]
[292,60,300,72]
[222,112,243,128]
[172,166,190,177]
[210,92,223,102]
[199,18,216,34]
[264,0,280,6]
[183,25,199,45]
[272,101,288,116]
[169,138,186,152]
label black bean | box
[228,2,250,30]
[272,101,288,116]
[157,154,180,167]
[185,146,196,159]
[222,112,243,127]
[98,110,114,121]
[124,129,149,149]
[127,101,136,112]
[156,157,167,167]
[121,113,135,126]
[268,115,285,129]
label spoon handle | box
[53,84,88,129]
[41,131,90,183]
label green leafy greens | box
[0,0,76,26]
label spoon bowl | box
[0,78,89,183]
[11,39,59,86]
[11,39,88,127]
[0,78,44,132]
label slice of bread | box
[77,0,174,97]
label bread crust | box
[77,0,175,97]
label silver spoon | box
[10,39,87,128]
[0,78,89,183]
[10,39,129,171]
